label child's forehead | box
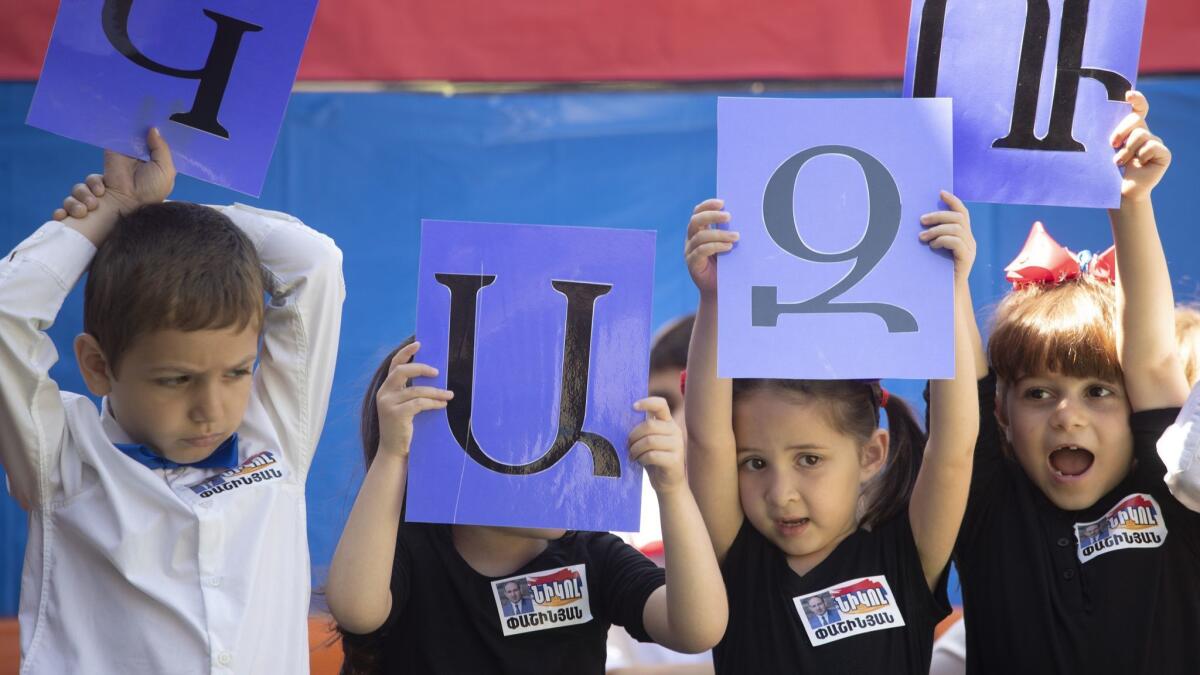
[124,326,260,368]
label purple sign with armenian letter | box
[716,96,954,380]
[903,0,1145,208]
[408,220,655,531]
[27,0,318,196]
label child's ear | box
[859,428,890,482]
[74,334,114,397]
[994,382,1013,443]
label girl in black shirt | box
[326,340,728,674]
[681,191,981,674]
[953,96,1199,675]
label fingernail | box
[431,368,439,375]
[730,232,740,240]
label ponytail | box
[861,394,926,529]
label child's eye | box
[155,376,189,387]
[1087,385,1115,398]
[227,368,252,379]
[797,454,822,468]
[1023,387,1053,400]
[738,457,767,472]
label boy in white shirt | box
[0,130,344,674]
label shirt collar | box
[114,434,241,472]
[103,397,241,471]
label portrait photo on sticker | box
[495,578,535,617]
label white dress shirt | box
[0,204,344,674]
[1158,383,1200,512]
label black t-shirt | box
[713,513,950,674]
[341,523,666,675]
[956,373,1200,675]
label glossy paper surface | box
[716,97,954,380]
[27,0,318,196]
[903,0,1145,208]
[408,220,655,531]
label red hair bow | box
[1004,221,1116,288]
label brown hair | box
[987,276,1121,385]
[83,202,266,374]
[731,379,926,530]
[1176,304,1200,387]
[649,314,695,373]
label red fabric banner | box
[3,0,1199,81]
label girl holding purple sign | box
[947,93,1200,675]
[682,190,980,673]
[326,339,727,674]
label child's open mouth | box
[775,518,810,536]
[1049,445,1095,480]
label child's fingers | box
[634,396,673,422]
[687,209,731,238]
[685,242,734,270]
[397,397,449,417]
[62,196,87,219]
[685,229,738,256]
[386,363,439,385]
[628,420,679,448]
[146,127,176,175]
[1109,111,1148,149]
[84,174,105,197]
[1134,136,1170,167]
[629,436,681,464]
[52,207,67,221]
[918,223,965,242]
[919,211,964,227]
[71,183,98,210]
[393,386,455,403]
[1115,127,1152,165]
[928,235,966,257]
[388,342,421,373]
[1126,89,1149,118]
[693,198,725,215]
[938,190,968,216]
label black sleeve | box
[1131,407,1183,471]
[877,512,951,627]
[955,373,1008,553]
[589,533,666,643]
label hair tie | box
[879,386,890,408]
[1004,221,1116,288]
[679,369,687,396]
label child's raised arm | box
[1109,91,1189,411]
[629,396,728,653]
[0,131,173,510]
[909,191,980,589]
[683,199,744,561]
[326,342,454,635]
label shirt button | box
[198,501,213,509]
[1063,569,1076,580]
[206,577,222,588]
[1057,537,1071,547]
[216,651,233,667]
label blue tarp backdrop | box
[1,79,1198,614]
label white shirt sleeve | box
[0,222,97,509]
[1157,383,1200,512]
[215,204,345,480]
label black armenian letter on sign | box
[436,273,621,477]
[753,145,916,333]
[101,0,263,139]
[913,0,1131,152]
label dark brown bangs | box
[988,276,1121,384]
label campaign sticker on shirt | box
[187,451,286,500]
[793,575,906,647]
[491,564,593,636]
[1074,493,1168,563]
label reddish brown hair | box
[988,276,1121,386]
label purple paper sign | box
[903,0,1144,208]
[408,220,656,531]
[27,0,318,196]
[716,97,954,380]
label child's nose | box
[189,381,222,424]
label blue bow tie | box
[114,434,240,471]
